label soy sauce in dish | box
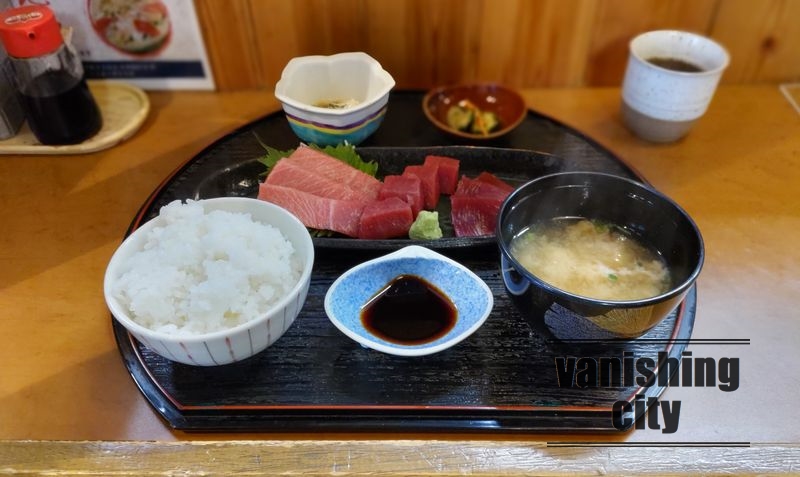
[361,274,457,345]
[646,57,704,73]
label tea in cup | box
[621,30,730,143]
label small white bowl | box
[324,245,493,356]
[274,51,395,146]
[104,197,314,366]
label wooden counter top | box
[1,85,798,474]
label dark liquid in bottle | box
[21,72,102,145]
[646,57,704,73]
[361,274,457,345]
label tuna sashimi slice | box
[403,164,440,210]
[475,171,514,194]
[286,145,382,200]
[424,155,460,195]
[358,197,414,240]
[450,194,504,238]
[257,183,366,237]
[454,176,511,201]
[265,159,367,201]
[379,174,424,217]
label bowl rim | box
[630,29,731,77]
[323,245,493,357]
[496,171,705,307]
[103,197,315,344]
[422,82,527,140]
[274,51,396,117]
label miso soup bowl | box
[497,172,703,340]
[274,52,395,146]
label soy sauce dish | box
[324,246,493,357]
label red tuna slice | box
[475,171,514,194]
[258,183,366,237]
[424,155,460,195]
[358,197,414,239]
[454,176,511,202]
[378,174,424,217]
[287,145,382,200]
[450,194,505,237]
[403,164,440,210]
[265,159,366,201]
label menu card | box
[6,0,214,90]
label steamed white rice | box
[112,200,302,336]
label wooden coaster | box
[0,80,149,155]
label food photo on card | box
[6,0,214,90]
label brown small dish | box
[423,83,526,140]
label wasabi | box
[408,211,443,240]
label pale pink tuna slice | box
[287,145,382,200]
[379,174,424,217]
[266,159,365,201]
[454,175,511,201]
[357,197,414,239]
[475,171,514,194]
[257,183,366,237]
[450,194,504,237]
[450,173,513,238]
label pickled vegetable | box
[471,111,499,136]
[444,99,501,136]
[446,104,474,131]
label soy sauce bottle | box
[0,5,102,145]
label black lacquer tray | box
[113,91,696,432]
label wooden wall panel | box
[585,0,718,86]
[195,0,800,91]
[195,0,264,90]
[472,0,598,87]
[362,0,486,88]
[711,0,800,84]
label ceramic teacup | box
[621,30,729,143]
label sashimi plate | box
[188,146,566,250]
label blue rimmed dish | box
[324,245,493,357]
[274,52,395,146]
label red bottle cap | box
[0,5,63,59]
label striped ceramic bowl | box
[104,198,314,366]
[274,52,395,146]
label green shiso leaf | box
[254,136,378,179]
[309,143,379,177]
[254,133,293,177]
[256,146,293,177]
[309,229,336,238]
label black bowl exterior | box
[500,253,688,339]
[497,172,704,340]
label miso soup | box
[510,218,670,301]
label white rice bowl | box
[104,197,314,366]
